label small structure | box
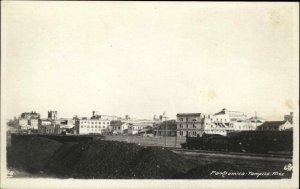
[256,121,293,131]
[110,121,128,134]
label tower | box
[48,111,57,120]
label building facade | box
[75,118,111,134]
[110,121,129,134]
[48,111,58,120]
[20,111,40,120]
[176,109,265,137]
[176,113,205,137]
[29,119,39,130]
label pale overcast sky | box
[2,2,299,120]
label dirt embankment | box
[7,136,194,179]
[7,136,292,179]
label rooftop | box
[256,121,287,129]
[177,113,201,117]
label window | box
[107,122,109,124]
[180,124,182,128]
[186,118,188,121]
[193,124,196,128]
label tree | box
[7,117,19,128]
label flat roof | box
[177,113,201,116]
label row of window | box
[178,131,198,136]
[179,124,197,128]
[80,121,109,124]
[80,125,108,129]
[178,118,198,122]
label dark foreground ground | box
[7,136,293,179]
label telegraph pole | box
[255,112,257,128]
[163,112,168,147]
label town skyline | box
[2,2,298,123]
[8,107,292,121]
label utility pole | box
[163,112,168,147]
[174,119,177,148]
[255,112,257,129]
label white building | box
[19,118,29,130]
[75,118,111,134]
[29,119,39,130]
[176,108,265,137]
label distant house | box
[38,125,55,134]
[20,111,40,120]
[19,118,29,130]
[110,121,128,134]
[256,121,293,131]
[154,120,177,136]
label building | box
[75,118,111,134]
[20,111,40,120]
[29,119,39,130]
[110,121,129,134]
[55,118,75,128]
[176,109,265,137]
[176,113,205,137]
[213,108,247,122]
[19,118,30,130]
[256,121,293,131]
[48,111,58,120]
[126,119,154,135]
[38,125,55,134]
[284,112,293,124]
[154,120,177,136]
[40,119,52,126]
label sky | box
[1,2,299,120]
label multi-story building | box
[20,111,40,120]
[176,108,265,137]
[48,111,58,120]
[29,119,39,130]
[75,118,111,134]
[176,113,205,137]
